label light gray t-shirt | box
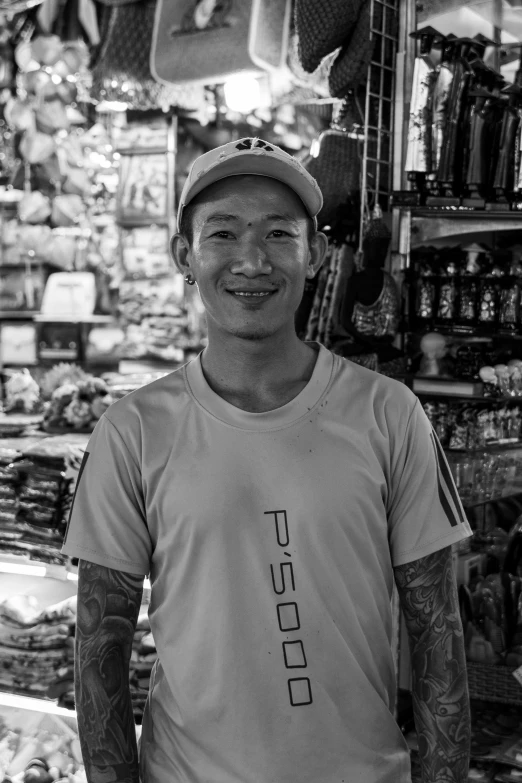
[63,342,472,783]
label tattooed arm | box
[394,546,471,783]
[75,559,144,783]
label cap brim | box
[177,152,322,231]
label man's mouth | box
[226,289,277,300]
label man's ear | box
[308,231,329,277]
[170,233,190,277]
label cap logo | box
[235,138,274,152]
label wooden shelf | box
[406,208,522,247]
[0,311,37,319]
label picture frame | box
[116,150,169,226]
[0,321,37,365]
[121,225,173,279]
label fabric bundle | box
[0,436,88,566]
[304,243,353,348]
[0,595,75,698]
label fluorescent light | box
[223,75,261,114]
[0,562,46,577]
[67,572,79,581]
[144,578,151,590]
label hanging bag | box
[150,0,291,86]
[91,0,189,110]
[294,0,365,73]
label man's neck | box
[199,335,319,411]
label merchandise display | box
[7,0,522,773]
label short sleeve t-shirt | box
[63,342,472,783]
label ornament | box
[18,191,52,224]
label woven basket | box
[467,661,522,706]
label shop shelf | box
[0,690,77,718]
[0,556,77,581]
[0,554,152,589]
[406,208,522,248]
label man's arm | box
[394,546,471,783]
[75,559,144,783]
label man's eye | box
[212,231,233,238]
[269,230,290,237]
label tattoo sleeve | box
[394,546,471,783]
[75,559,144,783]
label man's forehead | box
[202,211,302,226]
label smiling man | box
[64,138,472,783]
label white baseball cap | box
[177,137,323,232]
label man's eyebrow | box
[262,213,300,225]
[203,213,239,225]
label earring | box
[185,273,196,286]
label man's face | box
[172,175,327,343]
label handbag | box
[91,0,185,110]
[295,0,365,73]
[151,0,291,86]
[328,0,373,98]
[304,99,363,228]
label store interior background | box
[3,0,522,780]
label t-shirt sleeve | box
[387,398,473,567]
[61,413,151,576]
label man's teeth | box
[233,291,272,296]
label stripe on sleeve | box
[63,451,89,545]
[429,431,465,528]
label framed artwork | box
[121,226,173,279]
[0,321,37,365]
[116,151,169,226]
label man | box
[63,137,472,783]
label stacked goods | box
[0,448,22,541]
[50,603,157,722]
[0,595,75,699]
[0,435,88,566]
[130,608,158,724]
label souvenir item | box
[51,194,85,227]
[152,0,291,86]
[4,98,35,132]
[419,332,448,376]
[31,35,63,67]
[479,366,499,397]
[436,261,458,321]
[19,132,55,165]
[295,0,364,73]
[351,270,400,339]
[328,1,372,97]
[415,261,437,320]
[4,370,40,414]
[457,245,482,326]
[305,124,360,227]
[41,232,77,270]
[429,37,455,185]
[405,27,443,175]
[18,191,52,224]
[35,99,70,134]
[499,264,520,329]
[437,38,475,196]
[478,273,498,324]
[493,84,522,200]
[494,364,511,397]
[62,168,91,198]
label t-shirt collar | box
[184,341,334,431]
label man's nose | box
[230,239,272,275]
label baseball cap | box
[177,137,323,232]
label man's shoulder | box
[332,351,417,410]
[104,362,191,431]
